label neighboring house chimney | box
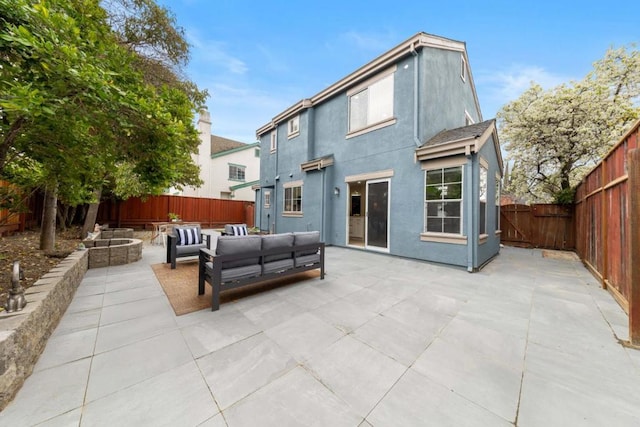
[187,108,213,197]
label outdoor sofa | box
[198,231,325,311]
[166,225,211,269]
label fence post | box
[629,149,640,346]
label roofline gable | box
[257,32,482,137]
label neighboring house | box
[255,32,503,271]
[181,110,260,201]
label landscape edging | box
[0,249,88,410]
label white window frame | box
[228,163,246,181]
[461,54,467,82]
[346,66,396,138]
[255,147,260,157]
[495,173,501,234]
[270,130,277,153]
[283,180,303,216]
[287,116,300,139]
[423,165,464,237]
[479,162,488,238]
[264,190,271,208]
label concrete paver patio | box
[1,236,639,426]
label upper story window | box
[424,166,463,234]
[254,147,260,157]
[461,55,467,82]
[228,164,246,181]
[283,181,303,215]
[287,116,300,139]
[270,130,277,153]
[465,110,474,126]
[347,68,395,136]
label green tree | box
[498,45,640,203]
[1,0,204,249]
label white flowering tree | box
[498,46,640,203]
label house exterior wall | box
[183,111,260,201]
[183,110,214,198]
[211,144,260,201]
[257,33,499,270]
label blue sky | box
[159,0,638,143]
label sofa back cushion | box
[175,226,202,246]
[293,231,320,256]
[216,235,262,268]
[262,233,294,263]
[224,224,248,236]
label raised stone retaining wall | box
[83,238,142,269]
[0,250,88,410]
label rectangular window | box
[255,147,260,157]
[461,55,467,82]
[283,185,302,214]
[270,130,277,153]
[348,73,394,133]
[424,166,463,234]
[287,116,299,138]
[495,174,501,231]
[228,164,246,181]
[479,165,488,235]
[264,190,271,208]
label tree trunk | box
[82,187,102,238]
[40,182,58,251]
[56,203,68,232]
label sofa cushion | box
[261,233,294,263]
[293,231,320,256]
[175,226,202,245]
[216,235,262,269]
[206,262,261,283]
[295,253,321,267]
[263,259,294,275]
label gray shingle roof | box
[421,119,495,148]
[210,135,247,155]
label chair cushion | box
[176,242,207,256]
[293,231,320,256]
[261,233,294,262]
[224,224,248,236]
[216,235,262,268]
[175,226,202,245]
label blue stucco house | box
[254,32,503,271]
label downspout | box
[466,154,475,272]
[321,167,326,242]
[411,45,421,147]
[273,126,279,234]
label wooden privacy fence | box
[500,203,575,250]
[0,181,24,236]
[97,195,254,229]
[574,119,639,345]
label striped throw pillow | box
[176,227,201,245]
[232,225,248,236]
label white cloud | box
[481,65,571,100]
[476,64,576,118]
[340,30,398,53]
[186,29,248,75]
